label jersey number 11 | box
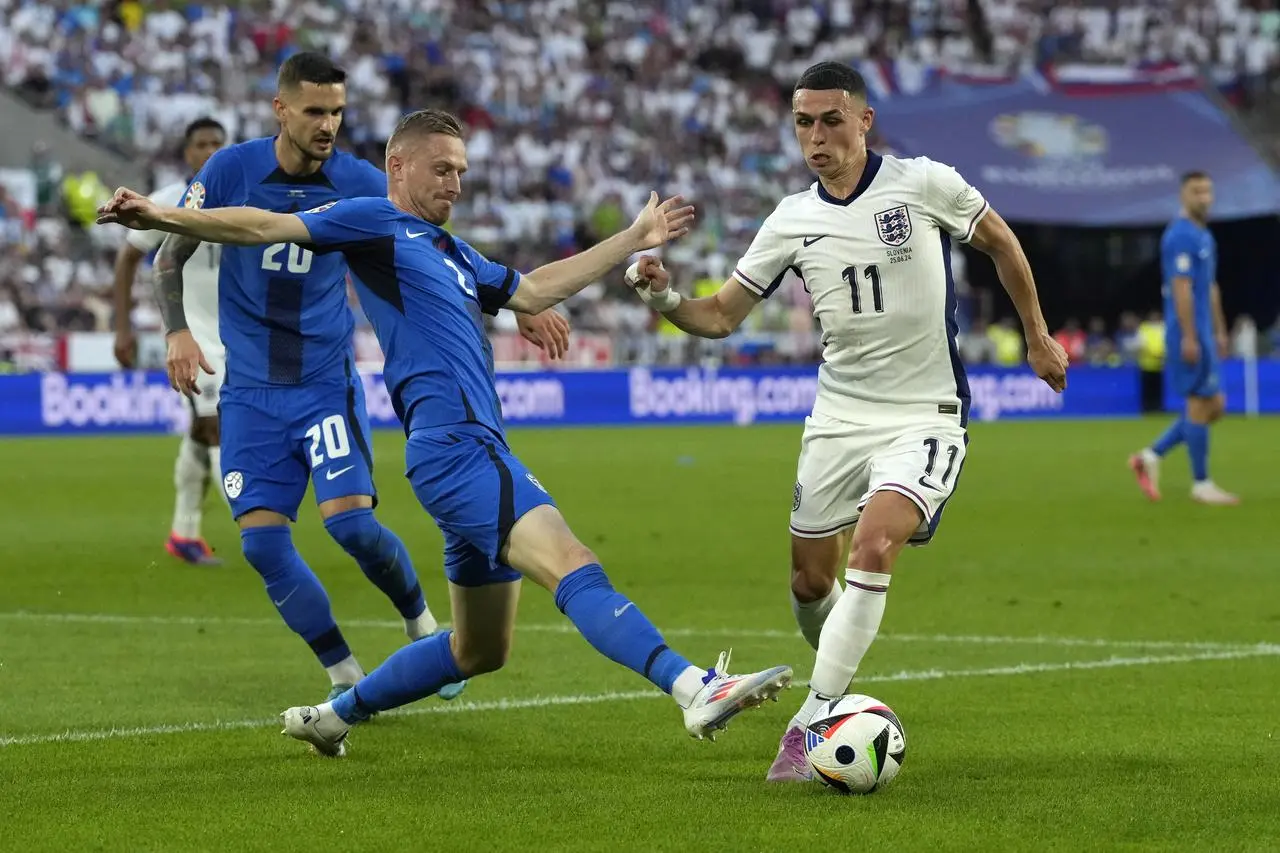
[842,264,884,314]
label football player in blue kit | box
[148,53,566,703]
[1129,172,1238,505]
[101,108,793,757]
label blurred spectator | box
[959,319,998,365]
[1116,312,1142,363]
[988,317,1025,366]
[1054,318,1088,364]
[1232,314,1259,358]
[1137,310,1166,411]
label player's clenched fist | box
[1027,332,1069,393]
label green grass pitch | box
[1,417,1277,851]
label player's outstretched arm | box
[625,256,759,339]
[97,187,310,246]
[968,209,1068,392]
[110,241,147,367]
[507,191,694,314]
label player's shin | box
[330,630,463,723]
[553,563,706,705]
[171,436,209,539]
[207,445,226,506]
[241,525,361,682]
[791,568,891,729]
[324,508,436,636]
[1151,415,1187,457]
[792,582,843,651]
[1185,421,1210,482]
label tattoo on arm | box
[152,234,201,334]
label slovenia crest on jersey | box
[874,205,912,247]
[182,182,206,209]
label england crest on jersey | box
[874,205,912,246]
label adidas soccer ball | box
[803,694,906,794]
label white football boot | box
[280,703,350,757]
[1191,481,1240,505]
[682,650,793,741]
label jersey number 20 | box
[305,414,351,468]
[261,243,314,274]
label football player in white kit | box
[112,117,229,565]
[625,62,1069,781]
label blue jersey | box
[1160,217,1216,348]
[183,137,387,387]
[296,196,521,438]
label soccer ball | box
[803,694,906,794]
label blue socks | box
[1184,421,1210,482]
[324,508,427,620]
[553,563,694,694]
[1151,415,1186,457]
[332,631,462,724]
[240,526,351,667]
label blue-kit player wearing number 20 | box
[175,53,464,701]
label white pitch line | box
[0,610,1258,652]
[2,645,1277,749]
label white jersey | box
[126,181,223,359]
[732,153,989,424]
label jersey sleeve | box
[1161,228,1198,283]
[182,146,243,211]
[125,184,186,253]
[295,197,397,251]
[730,218,797,299]
[454,238,520,315]
[921,159,990,243]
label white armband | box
[625,261,683,314]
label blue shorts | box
[1167,356,1220,399]
[405,424,556,587]
[219,375,377,520]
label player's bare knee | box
[789,534,843,602]
[847,533,898,575]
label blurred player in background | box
[99,108,793,757]
[625,61,1067,782]
[1129,172,1238,505]
[112,117,228,566]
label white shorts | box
[184,352,226,419]
[789,410,968,545]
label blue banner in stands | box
[0,365,1180,436]
[873,82,1279,224]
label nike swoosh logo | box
[803,235,827,246]
[407,230,429,239]
[614,602,635,618]
[273,586,298,607]
[326,465,355,481]
[917,477,944,492]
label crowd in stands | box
[0,0,1277,369]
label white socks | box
[172,436,210,539]
[672,665,708,709]
[404,608,440,641]
[789,568,891,730]
[325,655,365,687]
[791,581,843,650]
